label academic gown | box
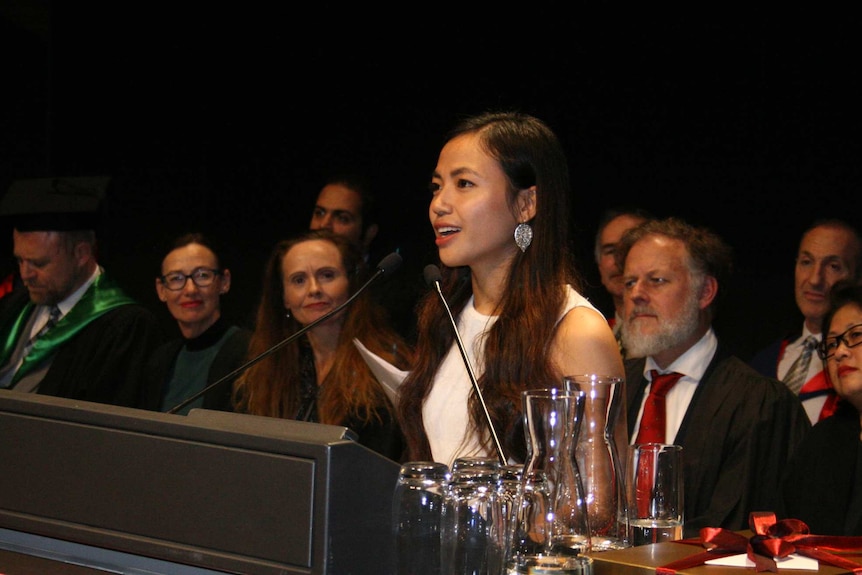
[0,286,164,407]
[778,401,862,535]
[625,343,811,537]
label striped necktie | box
[24,305,62,354]
[783,336,817,394]
[0,305,62,389]
[36,305,62,339]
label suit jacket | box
[0,282,164,407]
[626,343,811,537]
[750,331,840,422]
[778,402,862,535]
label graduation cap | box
[0,176,110,232]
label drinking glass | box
[393,461,450,575]
[498,463,524,567]
[624,443,684,546]
[442,457,504,575]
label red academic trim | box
[779,338,838,421]
[0,273,13,299]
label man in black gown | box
[0,178,163,406]
[617,217,811,537]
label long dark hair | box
[398,111,581,462]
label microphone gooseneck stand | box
[166,252,403,415]
[423,264,507,465]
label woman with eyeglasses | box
[141,232,251,415]
[778,279,862,535]
[232,229,412,461]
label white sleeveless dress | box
[423,285,602,467]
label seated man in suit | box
[617,217,811,537]
[750,218,862,424]
[0,178,164,406]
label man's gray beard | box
[621,290,701,359]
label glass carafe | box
[564,374,630,551]
[506,388,593,574]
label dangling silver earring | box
[285,310,291,320]
[514,222,533,252]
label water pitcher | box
[505,388,593,574]
[564,374,630,551]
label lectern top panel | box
[0,391,399,575]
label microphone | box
[423,264,507,465]
[167,252,403,415]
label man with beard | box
[0,178,164,405]
[617,217,810,538]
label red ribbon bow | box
[656,512,862,574]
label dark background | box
[2,4,860,358]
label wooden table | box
[589,539,858,575]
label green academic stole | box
[0,274,136,385]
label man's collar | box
[55,266,101,316]
[644,327,718,382]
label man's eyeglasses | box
[159,268,222,291]
[817,323,862,360]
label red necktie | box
[635,370,683,517]
[635,370,683,445]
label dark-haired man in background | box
[308,173,422,342]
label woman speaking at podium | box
[398,111,623,467]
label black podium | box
[0,391,400,574]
